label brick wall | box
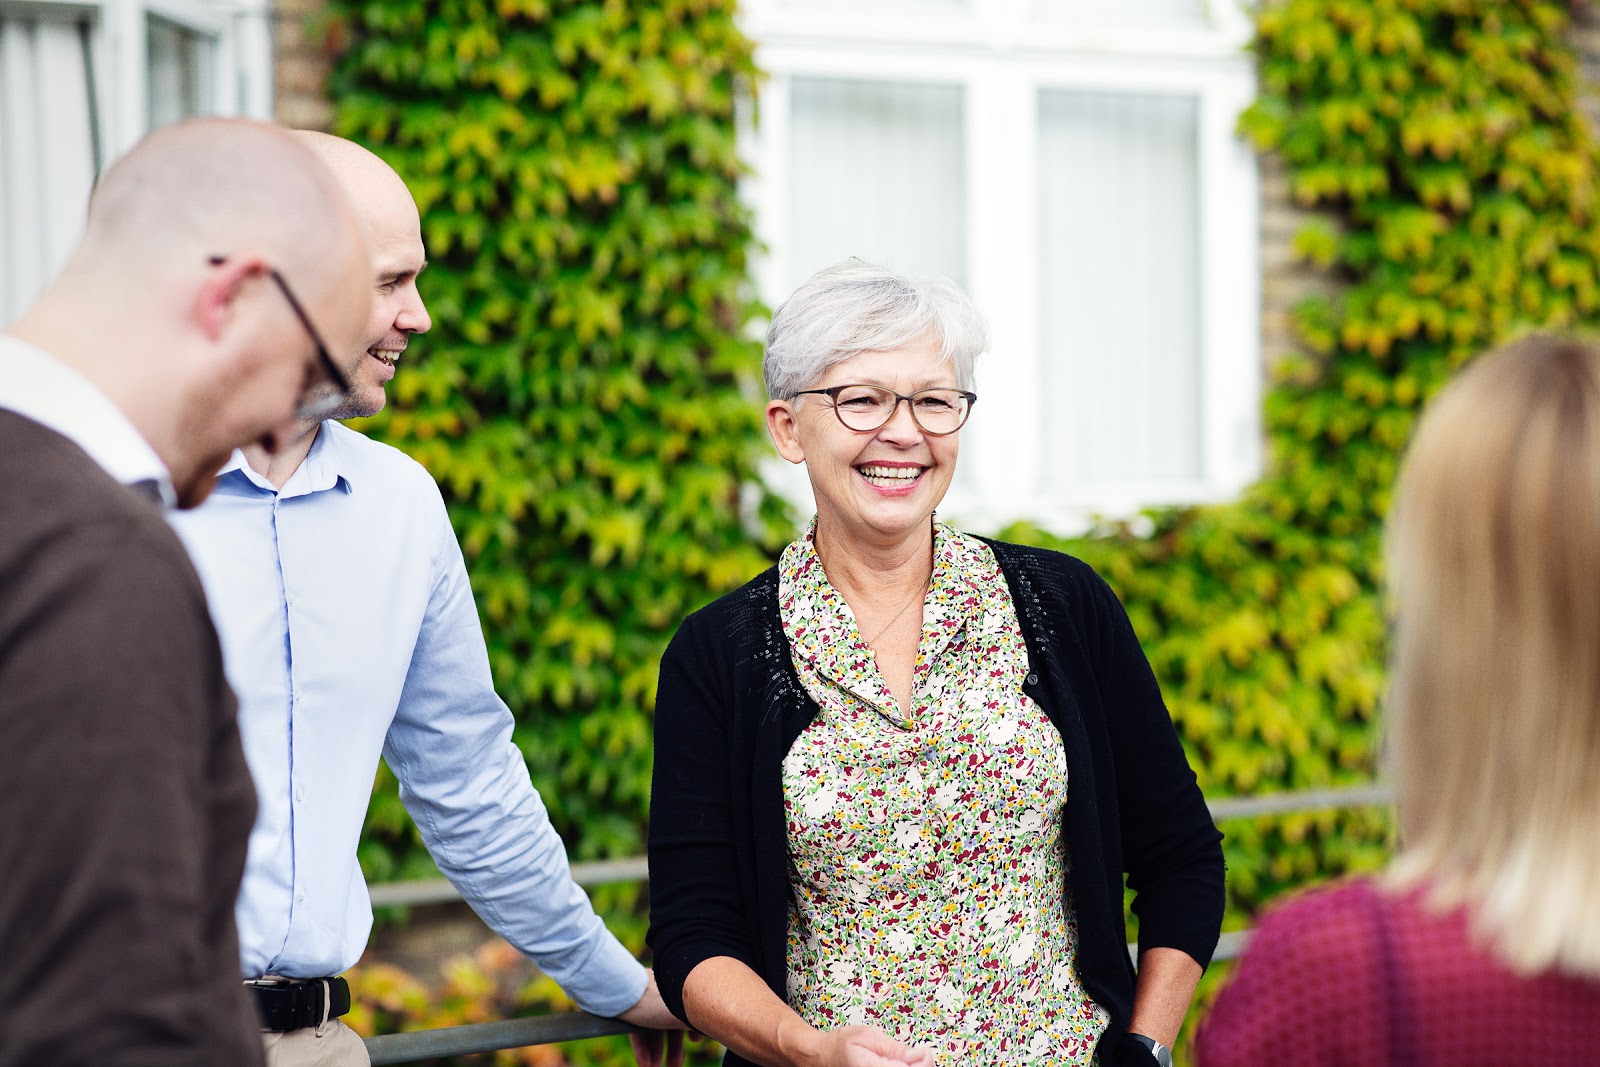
[272,0,333,131]
[1257,153,1340,377]
[1573,3,1600,131]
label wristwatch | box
[1128,1032,1174,1067]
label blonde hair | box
[1385,332,1600,977]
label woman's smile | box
[856,461,927,493]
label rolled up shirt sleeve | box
[382,513,647,1018]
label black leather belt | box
[246,976,352,1032]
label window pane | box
[783,0,965,9]
[1037,89,1201,492]
[1033,0,1206,23]
[147,16,212,129]
[0,15,96,324]
[788,77,966,289]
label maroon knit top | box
[1196,878,1600,1067]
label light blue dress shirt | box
[169,420,647,1015]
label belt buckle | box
[246,976,314,1033]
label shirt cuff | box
[557,932,650,1018]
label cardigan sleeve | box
[1081,563,1226,969]
[646,610,759,1023]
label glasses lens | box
[832,385,896,431]
[268,270,351,421]
[910,389,970,434]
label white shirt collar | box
[0,334,176,508]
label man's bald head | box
[292,131,413,207]
[83,119,365,303]
[284,131,432,421]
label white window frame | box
[0,0,271,321]
[0,0,272,167]
[101,0,274,158]
[740,0,1261,531]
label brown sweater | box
[0,411,263,1066]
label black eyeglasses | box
[208,255,351,421]
[790,384,978,436]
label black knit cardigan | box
[646,538,1224,1067]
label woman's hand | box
[619,969,689,1067]
[682,957,935,1067]
[805,1025,936,1067]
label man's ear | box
[194,256,269,341]
[766,399,805,465]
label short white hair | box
[763,259,988,399]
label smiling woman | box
[769,338,965,560]
[646,260,1226,1067]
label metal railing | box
[361,783,1394,1063]
[366,1012,639,1064]
[368,856,650,908]
[367,786,1394,910]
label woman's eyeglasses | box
[789,384,977,436]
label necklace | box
[860,582,928,647]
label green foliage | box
[1007,1,1600,975]
[324,0,789,895]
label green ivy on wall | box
[319,0,786,1056]
[325,2,788,1056]
[325,0,786,881]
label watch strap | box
[1127,1032,1174,1067]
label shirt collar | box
[216,420,357,499]
[780,517,987,718]
[0,335,176,508]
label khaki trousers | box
[260,1019,370,1067]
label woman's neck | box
[812,516,934,607]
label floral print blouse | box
[779,520,1110,1065]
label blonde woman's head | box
[1386,332,1600,977]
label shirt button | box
[1025,673,1039,686]
[295,786,305,802]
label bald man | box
[172,133,683,1067]
[0,119,371,1066]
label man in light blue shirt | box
[170,133,682,1067]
